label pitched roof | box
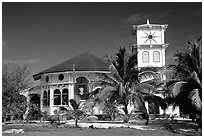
[33,52,110,80]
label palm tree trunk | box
[75,118,78,128]
[123,104,129,115]
[123,104,130,123]
[144,101,149,125]
[197,113,202,129]
[145,113,149,125]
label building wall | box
[137,46,164,68]
[40,71,109,115]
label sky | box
[2,2,202,84]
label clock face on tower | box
[138,29,162,45]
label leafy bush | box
[26,104,43,120]
[2,97,27,121]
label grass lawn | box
[2,119,202,136]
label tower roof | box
[132,19,168,35]
[33,52,110,80]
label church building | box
[21,52,110,115]
[21,19,179,117]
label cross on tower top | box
[147,19,150,25]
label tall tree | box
[165,37,202,128]
[2,63,30,121]
[89,47,167,125]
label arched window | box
[75,77,89,100]
[142,51,149,63]
[43,90,50,106]
[153,51,160,62]
[62,89,69,105]
[54,89,61,105]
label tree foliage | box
[165,37,202,128]
[69,99,85,127]
[90,47,167,124]
[2,63,30,121]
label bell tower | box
[132,19,169,68]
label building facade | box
[21,52,110,115]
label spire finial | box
[147,19,150,25]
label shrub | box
[26,104,43,121]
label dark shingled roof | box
[33,52,110,80]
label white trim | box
[48,82,74,86]
[42,71,111,76]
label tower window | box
[142,51,149,63]
[153,51,160,62]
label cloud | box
[125,11,172,24]
[3,59,40,65]
[125,13,151,24]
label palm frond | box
[127,93,147,113]
[88,88,101,98]
[143,94,167,110]
[169,81,188,97]
[94,86,116,102]
[190,71,201,87]
[133,82,156,93]
[139,66,159,72]
[113,47,127,80]
[138,70,160,83]
[189,89,202,112]
[109,64,123,83]
[166,88,200,115]
[126,68,140,84]
[90,79,115,90]
[69,99,79,110]
[93,72,118,84]
[72,109,85,119]
[167,65,190,80]
[124,53,138,83]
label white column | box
[161,29,165,44]
[49,87,54,115]
[40,88,43,111]
[162,46,166,66]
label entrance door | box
[30,94,40,108]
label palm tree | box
[90,47,167,125]
[69,99,85,128]
[164,37,202,128]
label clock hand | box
[152,30,157,35]
[144,38,149,44]
[142,30,149,36]
[152,38,157,43]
